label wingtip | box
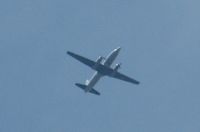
[67,51,74,56]
[66,51,70,55]
[133,81,140,85]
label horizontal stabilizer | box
[90,89,100,95]
[75,83,87,90]
[75,83,100,96]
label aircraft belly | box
[104,49,119,66]
[104,55,115,66]
[87,72,102,90]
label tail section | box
[90,89,100,95]
[75,83,100,96]
[75,83,87,90]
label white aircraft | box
[67,47,140,95]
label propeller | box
[114,63,122,71]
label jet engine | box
[96,56,104,64]
[92,56,104,70]
[114,63,121,71]
[110,63,121,76]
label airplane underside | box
[67,47,140,96]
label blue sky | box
[0,0,200,132]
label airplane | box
[67,47,140,95]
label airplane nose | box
[115,47,121,52]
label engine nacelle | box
[96,56,104,64]
[92,56,104,69]
[85,80,90,85]
[110,63,121,76]
[114,63,121,71]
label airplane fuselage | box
[85,47,121,92]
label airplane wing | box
[109,71,140,85]
[67,51,95,68]
[67,51,140,85]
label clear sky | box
[0,0,200,132]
